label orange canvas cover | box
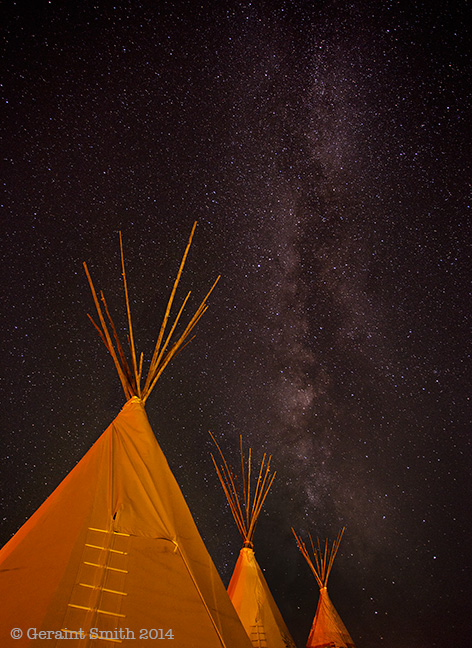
[307,587,355,648]
[0,397,252,647]
[228,547,296,648]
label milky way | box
[1,2,470,646]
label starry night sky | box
[1,1,470,646]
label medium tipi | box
[292,528,356,648]
[211,434,296,648]
[0,224,252,648]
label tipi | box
[0,224,253,648]
[292,527,356,648]
[211,434,296,648]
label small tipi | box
[211,434,296,648]
[292,527,356,648]
[0,224,252,648]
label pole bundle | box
[210,432,276,547]
[292,527,345,589]
[83,222,219,402]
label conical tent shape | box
[292,528,356,648]
[0,399,253,646]
[211,435,296,648]
[228,548,295,648]
[0,225,252,647]
[307,587,354,648]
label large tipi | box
[211,434,296,648]
[0,224,253,647]
[292,528,356,648]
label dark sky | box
[1,1,470,646]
